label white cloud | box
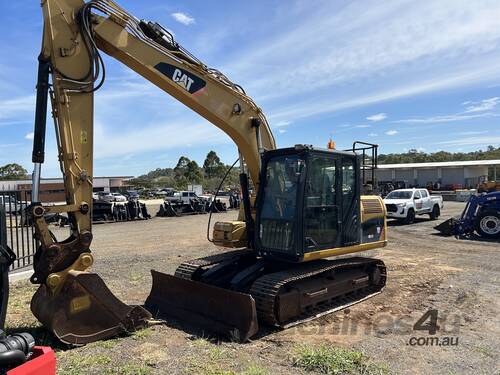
[436,136,500,146]
[394,112,497,124]
[93,120,229,159]
[463,97,500,113]
[385,130,398,136]
[232,0,500,102]
[278,129,286,134]
[274,120,291,128]
[171,12,195,26]
[368,133,378,137]
[366,113,387,122]
[0,95,34,120]
[355,124,371,128]
[25,132,34,140]
[457,131,488,136]
[269,66,500,121]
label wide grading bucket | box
[145,270,259,342]
[31,271,151,345]
[434,218,457,236]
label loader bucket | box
[434,218,457,236]
[31,271,151,345]
[145,270,259,342]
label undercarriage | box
[146,250,386,341]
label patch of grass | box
[291,344,389,375]
[198,366,235,375]
[133,327,153,339]
[58,353,113,375]
[92,337,120,349]
[187,361,269,375]
[241,365,268,375]
[115,364,153,375]
[209,346,229,361]
[189,335,212,348]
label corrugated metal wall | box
[394,169,414,183]
[376,169,393,182]
[417,169,439,186]
[441,168,464,186]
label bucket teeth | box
[145,270,259,342]
[31,271,151,345]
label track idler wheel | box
[31,271,151,345]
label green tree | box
[379,146,500,164]
[185,160,203,183]
[203,151,225,179]
[174,156,191,178]
[0,163,28,180]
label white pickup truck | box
[383,188,444,224]
[164,191,199,204]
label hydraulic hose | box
[0,333,35,367]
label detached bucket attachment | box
[145,270,258,342]
[31,271,151,345]
[434,218,457,236]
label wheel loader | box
[28,0,388,345]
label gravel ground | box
[6,201,500,374]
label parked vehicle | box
[125,190,140,200]
[164,191,198,204]
[111,192,127,202]
[96,192,114,202]
[435,191,500,239]
[0,195,22,214]
[384,188,444,224]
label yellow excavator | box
[30,0,387,345]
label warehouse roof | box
[378,160,500,169]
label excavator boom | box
[31,0,276,345]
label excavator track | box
[174,249,252,280]
[159,253,385,339]
[250,257,386,327]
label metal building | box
[0,176,133,203]
[376,160,500,189]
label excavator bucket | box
[434,218,457,236]
[31,271,151,345]
[145,270,259,342]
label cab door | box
[340,156,360,246]
[413,190,424,212]
[419,189,431,212]
[303,154,340,251]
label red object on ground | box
[7,346,56,375]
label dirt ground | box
[6,201,500,375]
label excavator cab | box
[256,146,361,262]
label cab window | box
[259,155,300,252]
[414,191,421,199]
[304,156,338,250]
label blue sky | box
[1,0,500,177]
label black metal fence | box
[0,189,37,271]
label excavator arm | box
[31,0,275,345]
